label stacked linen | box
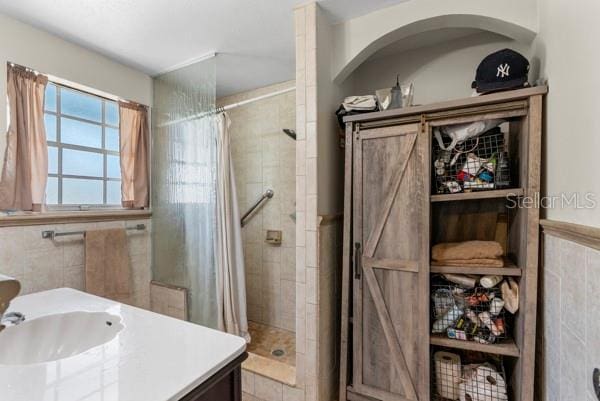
[341,95,377,111]
[432,240,504,268]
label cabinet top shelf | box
[431,188,524,203]
[344,86,548,124]
[430,335,520,357]
[431,259,522,276]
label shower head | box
[283,129,296,140]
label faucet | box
[0,274,24,332]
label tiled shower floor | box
[247,321,296,366]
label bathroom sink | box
[0,311,123,365]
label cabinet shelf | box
[430,259,522,276]
[430,188,524,203]
[430,335,520,357]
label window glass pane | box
[46,177,58,204]
[106,181,121,205]
[48,146,58,174]
[105,127,119,151]
[46,84,128,207]
[44,113,57,142]
[63,149,103,177]
[61,117,102,148]
[62,178,103,204]
[107,155,121,178]
[105,101,119,126]
[45,84,57,112]
[61,88,102,122]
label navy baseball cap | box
[472,49,530,93]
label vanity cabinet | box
[181,353,247,401]
[338,87,546,401]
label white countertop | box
[0,288,246,401]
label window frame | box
[45,82,123,210]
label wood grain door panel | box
[353,123,429,401]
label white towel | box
[342,95,377,111]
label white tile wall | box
[538,233,600,401]
[218,81,296,332]
[0,219,152,309]
[295,3,323,400]
[242,369,305,401]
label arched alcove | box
[347,28,535,105]
[333,8,538,84]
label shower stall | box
[152,58,296,382]
[218,82,296,378]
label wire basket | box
[433,349,509,401]
[432,284,508,344]
[433,127,512,194]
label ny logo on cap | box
[497,64,511,78]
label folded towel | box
[432,241,503,262]
[85,228,131,303]
[342,95,377,111]
[432,258,504,268]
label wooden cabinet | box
[180,353,246,401]
[351,123,430,401]
[339,87,546,401]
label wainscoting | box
[538,220,600,401]
[0,218,151,309]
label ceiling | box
[0,0,409,97]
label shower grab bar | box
[241,189,274,227]
[41,224,146,240]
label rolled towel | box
[432,241,504,262]
[443,274,477,288]
[501,278,519,314]
[480,275,503,288]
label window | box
[44,83,121,207]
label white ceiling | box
[0,0,409,97]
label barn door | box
[352,123,430,401]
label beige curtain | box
[0,65,48,211]
[215,112,249,342]
[119,102,149,208]
[216,113,250,342]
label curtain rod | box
[156,86,295,128]
[8,61,148,109]
[49,77,148,109]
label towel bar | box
[41,224,146,240]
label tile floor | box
[247,321,296,366]
[243,321,297,387]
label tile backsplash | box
[0,219,151,309]
[218,80,296,332]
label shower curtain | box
[215,112,250,342]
